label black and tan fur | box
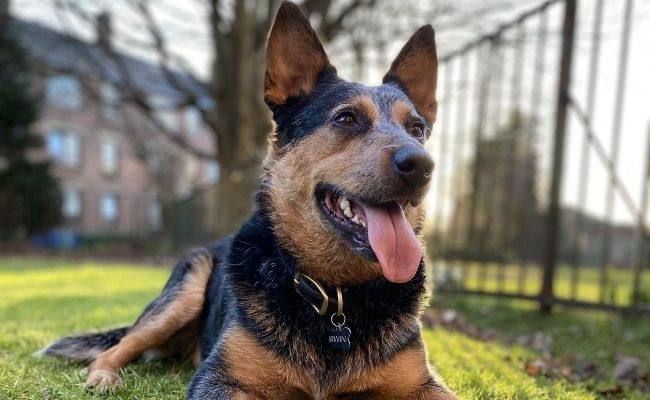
[40,2,457,399]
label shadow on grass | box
[432,294,650,392]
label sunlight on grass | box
[1,257,646,399]
[424,329,595,400]
[0,257,192,400]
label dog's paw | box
[84,368,123,395]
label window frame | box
[99,136,119,176]
[99,192,119,224]
[100,82,120,120]
[45,74,83,110]
[61,186,82,220]
[46,128,81,169]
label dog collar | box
[293,272,343,317]
[294,272,353,352]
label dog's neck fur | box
[226,208,426,372]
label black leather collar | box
[293,272,343,316]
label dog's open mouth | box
[316,185,422,283]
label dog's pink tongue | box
[364,202,422,283]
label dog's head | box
[261,1,437,286]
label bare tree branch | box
[50,0,219,162]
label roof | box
[8,18,211,105]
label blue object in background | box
[32,229,82,249]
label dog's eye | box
[409,123,425,139]
[335,112,357,127]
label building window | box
[46,129,80,168]
[184,106,202,136]
[45,74,82,110]
[206,161,220,184]
[147,196,163,232]
[100,83,120,119]
[149,95,178,133]
[62,187,81,219]
[100,193,118,223]
[100,137,118,175]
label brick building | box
[3,3,218,237]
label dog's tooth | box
[339,197,354,218]
[351,215,360,225]
[360,220,367,228]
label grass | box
[0,257,647,399]
[0,257,191,399]
[423,329,595,399]
[431,294,650,399]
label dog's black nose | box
[393,146,434,188]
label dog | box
[40,2,457,399]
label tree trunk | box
[213,163,261,238]
[205,0,366,237]
[209,0,273,237]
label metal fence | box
[427,0,650,314]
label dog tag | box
[327,326,351,352]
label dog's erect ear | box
[383,25,438,123]
[265,2,331,106]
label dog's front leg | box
[186,354,260,400]
[187,325,312,400]
[338,341,458,400]
[186,379,273,400]
[85,251,214,394]
[414,379,458,400]
[186,365,308,400]
[186,378,261,400]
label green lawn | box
[430,294,650,399]
[0,257,647,399]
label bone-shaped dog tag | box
[328,326,351,352]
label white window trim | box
[61,186,82,219]
[147,194,163,232]
[46,128,81,169]
[100,192,119,223]
[99,135,119,176]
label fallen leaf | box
[613,356,640,381]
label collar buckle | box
[293,272,329,316]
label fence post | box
[468,39,495,250]
[632,124,650,306]
[540,0,577,314]
[598,0,634,304]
